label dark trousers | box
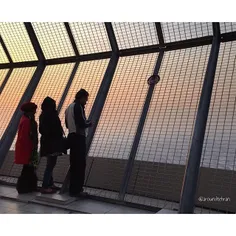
[42,156,58,188]
[68,133,86,195]
[16,164,38,194]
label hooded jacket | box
[39,97,64,157]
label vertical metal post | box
[86,23,119,151]
[64,23,80,57]
[24,22,45,61]
[119,22,165,200]
[155,23,165,46]
[57,62,80,113]
[0,63,45,168]
[60,22,119,193]
[119,51,164,200]
[0,34,13,63]
[0,68,13,94]
[0,34,13,94]
[0,22,45,168]
[179,23,221,213]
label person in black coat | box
[39,97,64,194]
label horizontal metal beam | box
[45,51,112,65]
[221,31,236,42]
[0,61,39,69]
[0,52,112,69]
[0,31,236,70]
[119,36,213,56]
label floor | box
[0,185,154,214]
[0,184,224,214]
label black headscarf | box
[39,97,63,138]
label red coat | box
[15,115,34,165]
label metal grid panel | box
[86,53,158,197]
[201,41,236,170]
[197,41,236,213]
[0,69,9,88]
[69,22,111,54]
[0,67,36,139]
[0,44,9,63]
[0,23,37,62]
[32,22,75,59]
[220,22,236,34]
[88,53,158,160]
[112,22,159,50]
[125,46,211,209]
[59,59,110,134]
[161,22,213,43]
[10,63,75,150]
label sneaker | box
[41,188,57,194]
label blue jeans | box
[42,156,57,188]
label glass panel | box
[59,59,110,133]
[161,22,213,43]
[0,44,9,63]
[89,53,158,160]
[112,22,159,50]
[220,22,236,34]
[10,63,75,150]
[32,22,75,59]
[201,41,236,170]
[0,67,36,139]
[136,46,211,165]
[125,46,211,207]
[0,22,37,62]
[197,41,236,213]
[69,22,111,55]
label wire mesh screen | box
[0,44,9,63]
[85,53,158,198]
[112,22,159,50]
[123,45,211,209]
[0,23,37,62]
[0,69,9,88]
[69,23,111,55]
[0,67,36,140]
[59,59,110,135]
[220,22,236,34]
[9,63,75,150]
[1,64,74,181]
[32,22,75,59]
[161,22,213,43]
[196,41,236,213]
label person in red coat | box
[15,102,39,194]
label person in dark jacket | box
[15,102,39,194]
[65,89,92,197]
[39,97,64,194]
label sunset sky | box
[0,22,236,171]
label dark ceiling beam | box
[0,35,13,63]
[64,22,80,56]
[1,31,236,69]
